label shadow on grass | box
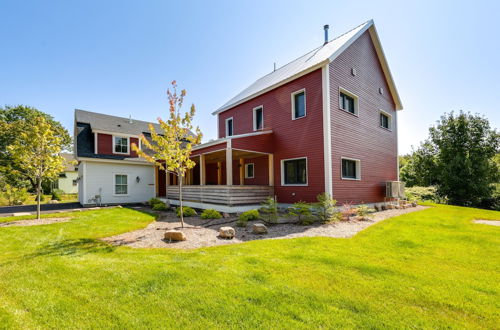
[25,238,116,259]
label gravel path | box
[0,217,71,227]
[473,219,500,226]
[103,206,428,249]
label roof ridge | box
[75,108,158,125]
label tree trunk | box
[36,178,42,220]
[178,173,184,228]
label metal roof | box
[74,109,163,136]
[213,20,402,114]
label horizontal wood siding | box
[167,185,273,205]
[218,69,324,203]
[244,156,269,185]
[191,142,227,157]
[97,133,113,155]
[231,133,274,154]
[329,31,398,203]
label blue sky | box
[1,0,498,154]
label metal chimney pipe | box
[324,24,329,44]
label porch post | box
[268,154,274,186]
[239,158,244,185]
[226,143,233,185]
[200,154,206,185]
[217,161,222,185]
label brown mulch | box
[0,218,72,227]
[103,206,428,250]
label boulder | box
[164,230,186,242]
[374,205,380,212]
[219,226,235,239]
[411,202,418,207]
[48,200,59,204]
[222,212,230,218]
[252,223,268,234]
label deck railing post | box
[268,154,274,186]
[226,140,233,186]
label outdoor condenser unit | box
[386,181,405,198]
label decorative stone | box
[222,212,230,218]
[219,226,235,239]
[381,204,387,211]
[252,223,268,234]
[48,200,59,204]
[164,230,186,241]
[411,202,418,207]
[374,205,380,212]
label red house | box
[160,20,403,212]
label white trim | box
[190,148,227,158]
[113,173,129,196]
[379,109,392,131]
[341,157,361,181]
[192,130,273,151]
[94,132,98,154]
[92,129,141,138]
[212,60,328,115]
[225,117,234,137]
[244,163,255,179]
[280,157,308,186]
[112,135,130,155]
[76,157,153,166]
[192,139,227,151]
[339,87,359,116]
[252,105,264,131]
[231,148,272,155]
[321,64,333,196]
[395,110,399,181]
[82,161,87,204]
[291,88,306,120]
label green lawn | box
[0,205,498,328]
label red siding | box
[243,156,268,185]
[329,31,398,203]
[219,69,325,203]
[130,137,139,157]
[231,132,274,154]
[191,142,227,157]
[97,133,113,155]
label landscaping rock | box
[374,205,380,212]
[222,212,230,218]
[48,200,59,204]
[164,230,186,241]
[252,223,268,234]
[219,226,235,239]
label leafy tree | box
[133,81,202,228]
[429,111,499,207]
[7,117,67,219]
[0,105,71,189]
[399,141,439,187]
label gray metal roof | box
[213,20,402,114]
[74,109,163,136]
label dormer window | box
[114,137,129,154]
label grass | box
[0,194,78,207]
[0,205,498,328]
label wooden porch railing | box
[166,185,274,206]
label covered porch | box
[157,131,275,211]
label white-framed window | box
[114,174,128,195]
[281,157,308,186]
[379,110,392,130]
[341,158,361,180]
[253,106,264,131]
[339,87,359,115]
[291,89,306,120]
[113,136,129,154]
[245,163,254,179]
[225,117,234,137]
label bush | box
[287,202,315,225]
[236,209,259,227]
[201,209,222,219]
[149,198,163,207]
[152,202,168,211]
[176,206,197,217]
[51,189,64,201]
[1,184,29,205]
[340,202,355,221]
[313,193,339,223]
[356,205,375,219]
[259,197,278,224]
[405,186,441,203]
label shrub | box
[152,202,168,211]
[405,186,441,203]
[356,205,375,220]
[340,202,355,221]
[259,197,278,224]
[287,202,315,225]
[176,206,197,217]
[313,193,339,223]
[201,209,222,219]
[1,184,29,205]
[51,189,64,201]
[237,209,260,227]
[149,198,163,207]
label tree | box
[399,141,439,187]
[429,111,499,207]
[7,116,67,219]
[133,81,202,228]
[0,105,72,190]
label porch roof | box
[192,130,273,157]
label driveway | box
[0,202,82,217]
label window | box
[245,163,254,179]
[253,106,263,131]
[339,88,358,115]
[115,174,128,195]
[380,111,391,130]
[341,158,360,180]
[114,137,128,154]
[226,118,233,137]
[72,180,78,186]
[291,90,306,119]
[282,158,307,185]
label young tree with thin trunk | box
[133,81,202,228]
[7,116,66,219]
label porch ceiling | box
[191,149,269,164]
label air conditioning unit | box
[386,181,405,198]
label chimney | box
[323,24,329,45]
